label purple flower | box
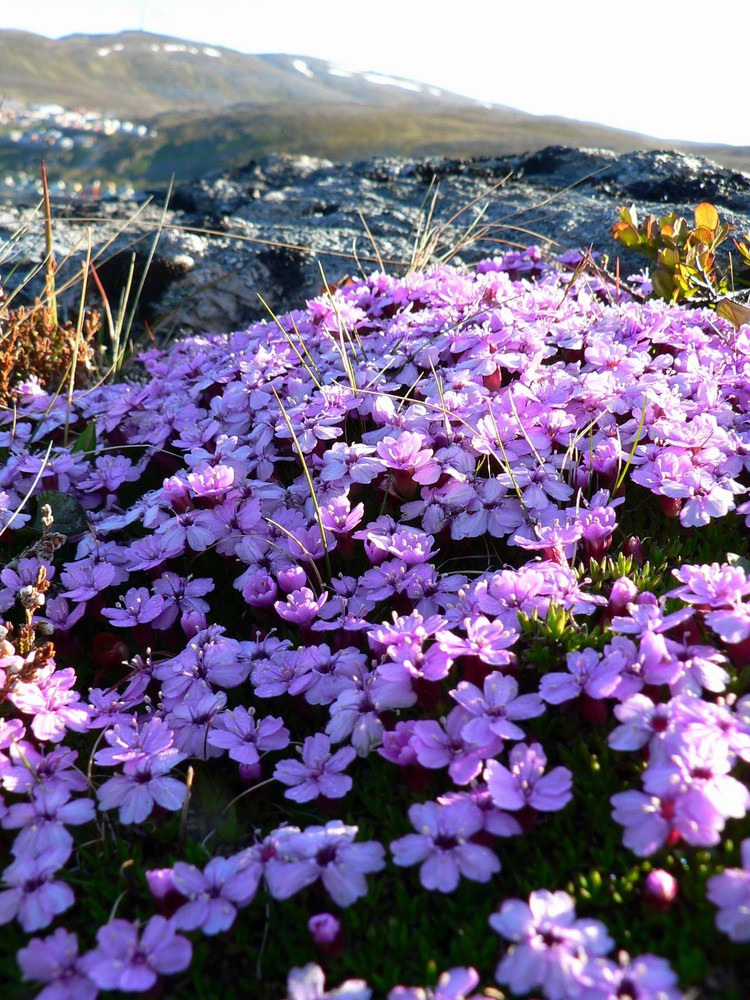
[8,667,90,743]
[388,967,483,1000]
[436,616,518,668]
[171,855,259,934]
[658,636,730,695]
[17,928,97,1000]
[240,567,279,607]
[320,442,385,485]
[2,783,95,855]
[185,462,236,498]
[154,626,253,700]
[156,508,217,553]
[390,799,500,893]
[94,715,183,770]
[609,789,677,857]
[326,682,384,757]
[540,647,621,704]
[83,915,192,992]
[643,739,749,827]
[97,754,187,825]
[608,694,676,752]
[409,709,486,785]
[35,595,86,633]
[706,837,750,941]
[150,572,214,630]
[704,606,750,645]
[207,706,290,765]
[484,742,573,814]
[274,586,329,627]
[289,642,367,706]
[385,528,438,566]
[579,953,681,1000]
[308,912,341,946]
[320,495,365,535]
[376,430,441,487]
[0,845,74,931]
[274,733,355,802]
[451,477,524,540]
[490,889,614,1000]
[0,738,88,796]
[58,559,115,602]
[669,561,750,607]
[284,963,371,1000]
[126,532,185,571]
[265,821,385,906]
[166,690,227,758]
[610,595,694,637]
[101,586,166,627]
[450,671,544,752]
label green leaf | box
[716,297,750,331]
[31,490,90,536]
[71,420,97,454]
[727,552,750,574]
[611,222,641,248]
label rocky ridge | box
[2,146,750,341]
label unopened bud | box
[644,869,678,911]
[308,912,340,945]
[308,912,342,956]
[623,536,645,566]
[607,577,639,615]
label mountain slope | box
[1,30,748,190]
[0,30,482,116]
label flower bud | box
[308,913,342,956]
[277,565,307,593]
[623,536,645,565]
[308,912,340,945]
[644,869,678,911]
[607,577,639,616]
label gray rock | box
[2,146,750,340]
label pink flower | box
[376,431,441,495]
[274,587,329,627]
[185,462,235,498]
[490,889,613,1000]
[8,667,90,743]
[484,742,573,814]
[308,912,341,946]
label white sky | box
[3,0,747,146]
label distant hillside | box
[0,30,498,116]
[1,30,748,191]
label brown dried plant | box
[0,289,101,406]
[0,164,103,407]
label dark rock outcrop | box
[2,146,750,340]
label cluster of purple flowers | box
[490,889,681,999]
[1,244,749,995]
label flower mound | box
[2,245,750,996]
